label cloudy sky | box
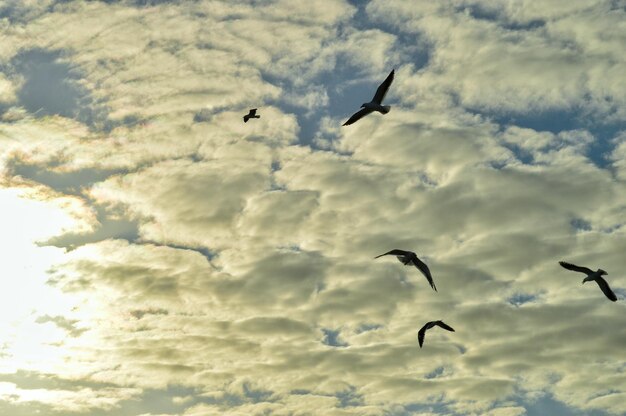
[1,0,625,415]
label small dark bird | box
[375,249,436,291]
[243,108,260,123]
[559,261,617,302]
[343,69,394,126]
[418,320,455,348]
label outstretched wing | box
[243,115,249,123]
[249,108,257,115]
[595,276,618,302]
[343,107,372,126]
[417,323,428,348]
[412,256,436,291]
[375,249,410,259]
[435,321,455,332]
[559,261,593,275]
[372,69,394,104]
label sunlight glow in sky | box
[0,188,81,374]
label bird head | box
[599,269,608,276]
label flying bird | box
[375,249,436,291]
[418,320,455,348]
[343,69,394,126]
[558,261,617,302]
[243,108,260,123]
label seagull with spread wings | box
[243,108,260,123]
[417,320,455,348]
[343,69,394,126]
[375,249,437,291]
[558,261,618,302]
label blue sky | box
[0,1,625,415]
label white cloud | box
[367,0,626,121]
[0,381,140,413]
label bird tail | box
[380,105,391,114]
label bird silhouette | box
[243,108,260,123]
[418,320,455,348]
[343,69,394,126]
[375,249,436,291]
[559,261,617,302]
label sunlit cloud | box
[0,1,625,415]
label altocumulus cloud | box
[0,1,625,415]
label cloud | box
[34,314,87,337]
[1,1,625,415]
[0,379,140,413]
[366,0,626,122]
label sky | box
[0,0,625,415]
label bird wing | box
[243,115,249,123]
[435,321,455,332]
[343,107,373,126]
[595,276,618,302]
[412,256,437,291]
[374,249,410,259]
[417,323,428,348]
[249,109,257,115]
[559,261,594,275]
[372,69,394,104]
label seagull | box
[243,108,260,123]
[558,261,617,302]
[343,69,394,126]
[375,249,436,291]
[418,320,455,348]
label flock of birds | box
[241,69,620,348]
